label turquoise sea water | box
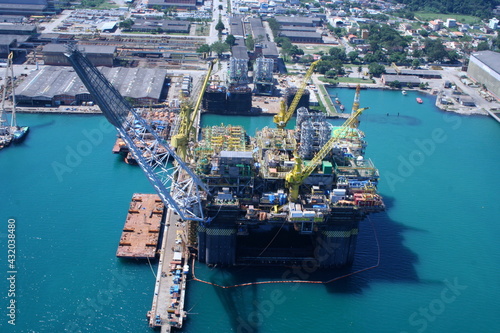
[1,88,500,333]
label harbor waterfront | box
[1,87,500,332]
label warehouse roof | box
[382,74,420,84]
[232,44,249,60]
[16,66,167,101]
[0,23,36,32]
[385,68,441,77]
[279,31,322,39]
[0,4,46,11]
[261,41,278,57]
[131,19,190,32]
[0,34,29,45]
[43,43,116,55]
[471,50,500,76]
[249,18,267,41]
[274,16,320,25]
[100,21,117,31]
[280,26,317,32]
[229,16,244,37]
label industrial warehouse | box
[15,66,169,106]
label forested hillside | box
[394,0,500,19]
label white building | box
[445,18,457,28]
[489,18,499,30]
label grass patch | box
[319,76,374,84]
[302,44,333,55]
[317,84,338,115]
[195,23,210,36]
[337,77,374,83]
[96,2,118,9]
[414,11,481,24]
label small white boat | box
[402,90,407,95]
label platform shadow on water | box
[196,195,420,331]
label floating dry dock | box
[116,193,164,259]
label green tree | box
[368,62,385,77]
[119,18,134,29]
[225,34,236,46]
[348,51,359,63]
[210,41,229,56]
[419,29,429,37]
[329,47,347,62]
[424,38,448,62]
[389,80,402,89]
[477,41,490,51]
[411,59,420,69]
[447,50,459,62]
[267,18,281,38]
[245,35,255,51]
[289,45,304,57]
[493,38,500,51]
[215,19,225,34]
[325,70,337,78]
[196,44,211,54]
[299,55,314,64]
[389,52,407,64]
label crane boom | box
[285,107,368,202]
[172,60,216,160]
[65,45,209,221]
[273,60,319,129]
[391,62,400,75]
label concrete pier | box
[148,208,188,332]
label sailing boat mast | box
[5,52,17,129]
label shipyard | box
[2,0,500,332]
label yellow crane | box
[391,62,401,75]
[273,60,320,129]
[172,59,216,161]
[351,84,361,115]
[285,107,368,202]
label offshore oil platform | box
[66,47,384,270]
[193,100,383,267]
[66,46,384,331]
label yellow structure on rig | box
[273,60,319,129]
[171,60,216,161]
[285,107,369,202]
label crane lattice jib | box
[286,108,368,201]
[65,46,209,221]
[172,60,215,160]
[191,60,215,128]
[391,62,400,75]
[274,60,319,128]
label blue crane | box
[65,45,209,221]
